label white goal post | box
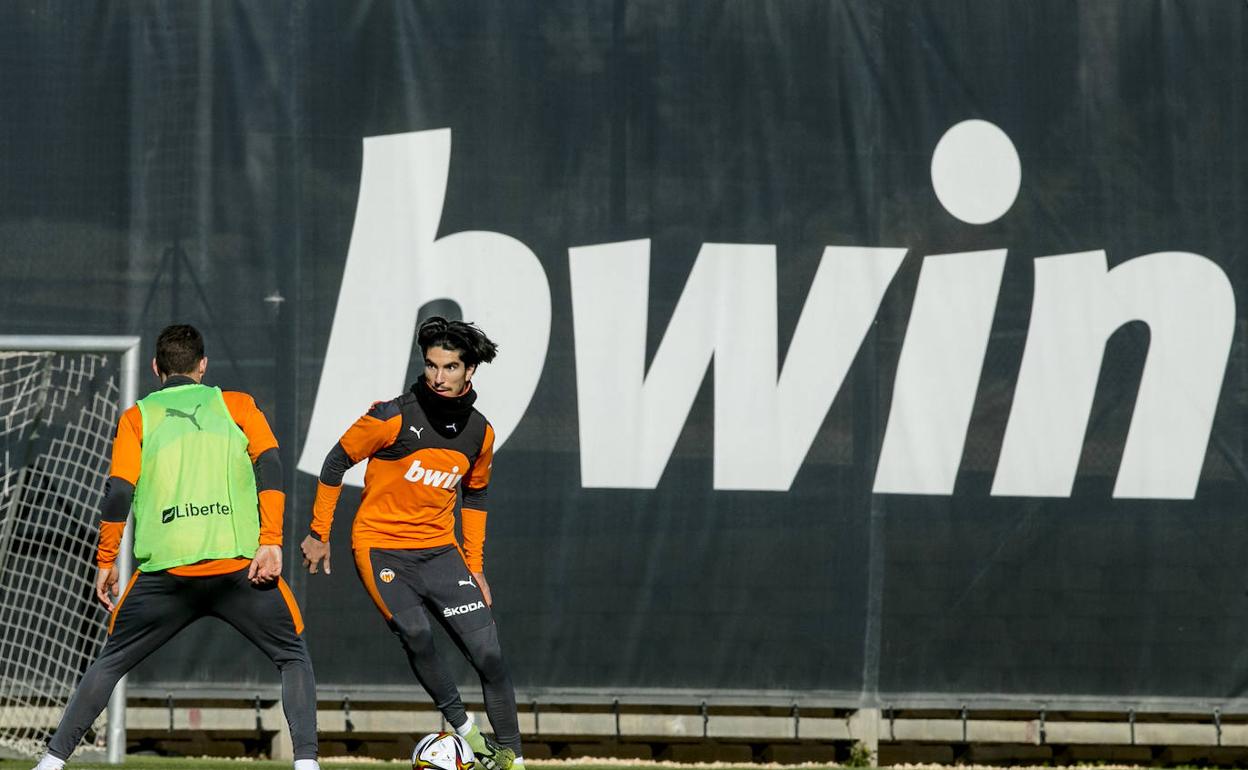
[0,336,140,764]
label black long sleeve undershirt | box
[319,441,354,486]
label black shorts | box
[353,544,493,634]
[106,566,306,663]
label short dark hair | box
[155,324,205,376]
[417,316,498,368]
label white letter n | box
[992,250,1234,499]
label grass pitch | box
[0,760,814,770]
[6,760,413,770]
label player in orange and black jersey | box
[301,317,524,770]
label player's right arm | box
[223,391,285,584]
[301,399,402,575]
[95,405,141,610]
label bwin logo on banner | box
[300,122,1234,501]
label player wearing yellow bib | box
[32,325,320,770]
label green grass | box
[5,761,385,770]
[0,760,820,770]
[2,760,406,770]
[0,755,858,770]
[0,761,846,770]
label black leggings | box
[356,546,521,753]
[47,568,318,761]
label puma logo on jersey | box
[166,404,203,430]
[403,459,464,489]
[458,576,476,588]
[445,423,458,433]
[410,426,423,438]
[443,600,484,617]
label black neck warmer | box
[412,378,477,423]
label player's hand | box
[95,565,120,611]
[301,534,331,575]
[248,544,283,584]
[473,570,493,607]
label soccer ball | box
[412,731,475,770]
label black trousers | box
[354,545,521,753]
[47,567,318,761]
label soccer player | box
[31,325,319,770]
[300,316,524,770]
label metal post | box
[107,339,141,764]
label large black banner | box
[3,1,1247,709]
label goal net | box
[0,337,139,760]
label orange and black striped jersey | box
[311,380,494,572]
[98,376,285,576]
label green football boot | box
[464,724,515,770]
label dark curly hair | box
[417,316,498,368]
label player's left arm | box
[95,405,141,610]
[224,392,283,583]
[461,423,495,604]
[302,401,403,575]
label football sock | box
[454,713,476,737]
[293,761,320,770]
[461,722,491,758]
[32,756,65,770]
